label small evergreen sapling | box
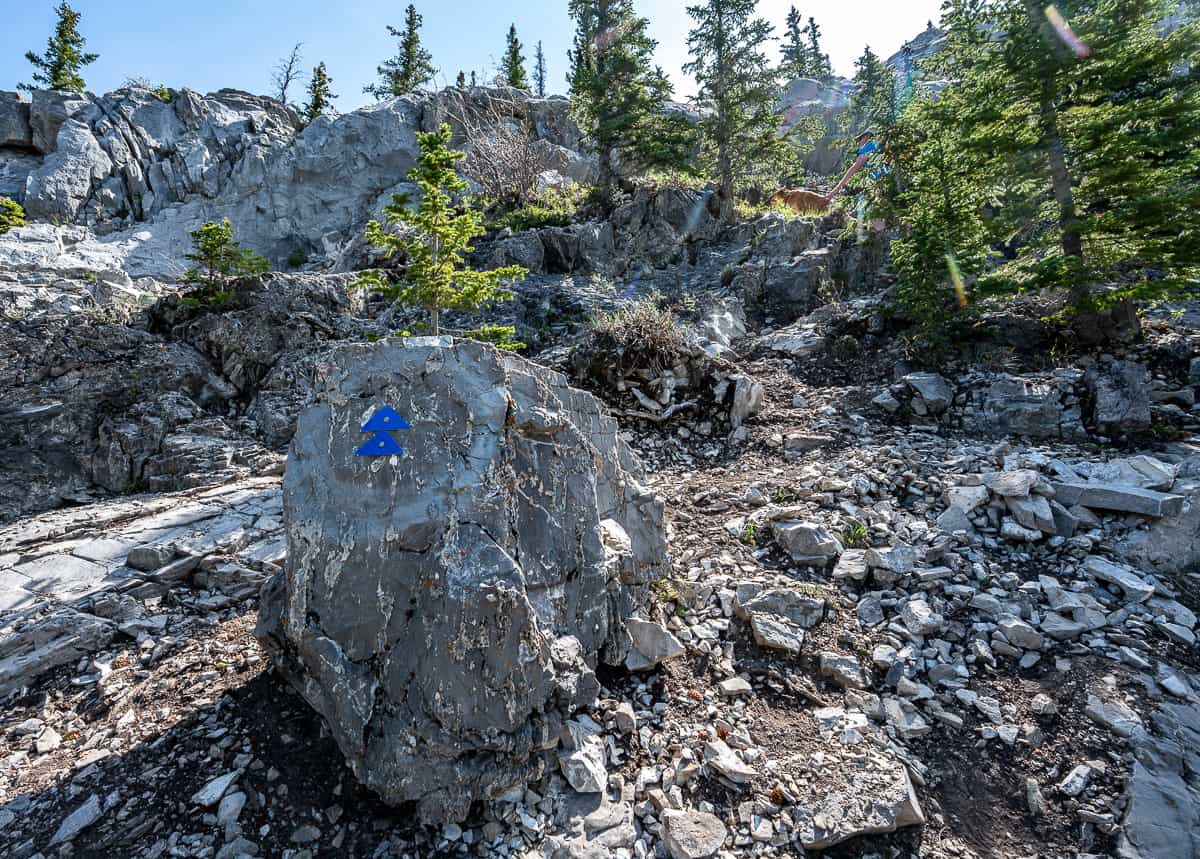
[353,124,527,336]
[182,219,269,305]
[21,1,98,93]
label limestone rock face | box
[0,85,595,276]
[255,339,668,823]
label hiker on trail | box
[823,129,890,204]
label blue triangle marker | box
[361,406,411,432]
[355,431,405,457]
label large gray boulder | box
[255,338,668,823]
[0,91,33,149]
[1085,359,1151,435]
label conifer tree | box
[20,1,98,93]
[456,70,467,88]
[803,16,832,79]
[182,219,269,304]
[896,0,1200,330]
[302,63,337,122]
[567,0,672,196]
[470,70,477,87]
[534,41,548,97]
[684,0,782,217]
[501,24,530,89]
[353,125,527,335]
[364,5,437,98]
[851,45,890,126]
[780,6,809,79]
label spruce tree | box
[302,63,337,122]
[471,71,477,87]
[534,41,548,97]
[568,0,672,196]
[851,45,889,126]
[456,70,467,88]
[20,1,98,93]
[353,125,527,335]
[684,0,782,217]
[803,17,832,79]
[501,24,530,89]
[898,0,1200,330]
[780,6,809,79]
[364,4,437,98]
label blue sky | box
[3,0,943,107]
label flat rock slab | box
[663,810,727,859]
[1052,482,1184,518]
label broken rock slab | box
[663,810,727,859]
[0,608,117,698]
[255,339,669,824]
[790,749,925,850]
[1052,481,1184,519]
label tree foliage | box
[182,219,268,304]
[568,0,674,195]
[353,124,527,335]
[302,62,337,122]
[893,0,1200,330]
[501,24,530,89]
[779,7,808,80]
[684,0,784,214]
[21,1,98,93]
[803,16,833,79]
[365,4,436,99]
[0,197,27,235]
[851,45,896,129]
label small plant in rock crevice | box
[842,521,869,548]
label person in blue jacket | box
[824,129,890,202]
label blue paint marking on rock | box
[361,406,411,432]
[356,431,405,457]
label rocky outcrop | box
[255,338,668,823]
[0,85,592,277]
[0,272,369,523]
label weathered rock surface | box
[255,338,668,822]
[0,85,592,276]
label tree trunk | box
[1026,1,1085,305]
[431,235,440,336]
